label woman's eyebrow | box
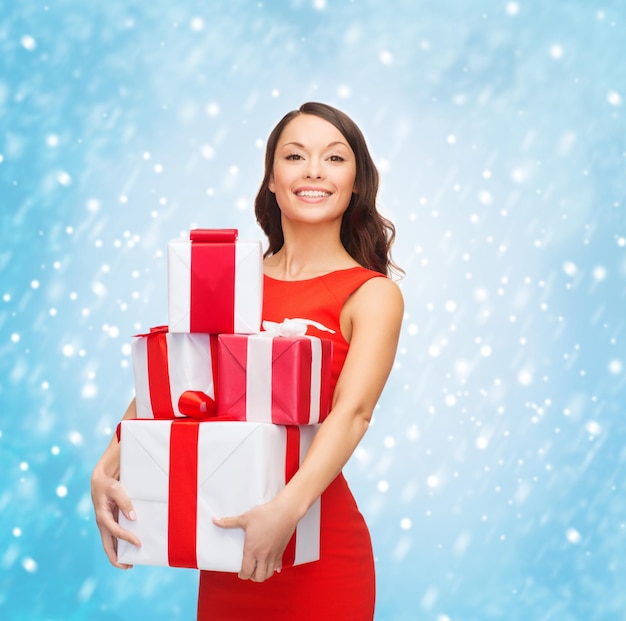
[281,141,349,149]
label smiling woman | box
[90,102,403,621]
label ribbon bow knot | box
[261,318,335,337]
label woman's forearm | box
[273,404,371,520]
[273,277,403,521]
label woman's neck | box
[265,220,358,281]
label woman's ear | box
[268,174,276,194]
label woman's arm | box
[91,398,142,569]
[215,276,404,582]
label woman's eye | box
[286,153,303,160]
[329,155,345,162]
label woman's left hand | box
[213,498,297,582]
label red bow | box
[177,390,217,419]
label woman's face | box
[268,114,357,227]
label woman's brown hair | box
[254,102,402,278]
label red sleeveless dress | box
[197,266,385,621]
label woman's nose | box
[305,159,323,179]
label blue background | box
[1,1,625,619]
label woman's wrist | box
[93,440,121,481]
[273,480,313,524]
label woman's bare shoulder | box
[348,276,404,321]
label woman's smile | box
[294,186,333,201]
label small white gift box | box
[167,229,263,334]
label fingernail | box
[129,510,137,521]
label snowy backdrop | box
[1,1,625,619]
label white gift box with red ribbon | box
[116,419,320,572]
[131,326,218,419]
[168,228,263,334]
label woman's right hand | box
[91,462,142,569]
[91,399,141,569]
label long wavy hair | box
[254,102,402,278]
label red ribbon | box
[132,326,174,419]
[168,419,200,567]
[165,420,302,569]
[146,327,176,419]
[189,229,237,333]
[318,339,333,421]
[281,426,300,568]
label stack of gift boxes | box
[116,229,333,572]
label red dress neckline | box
[263,265,368,284]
